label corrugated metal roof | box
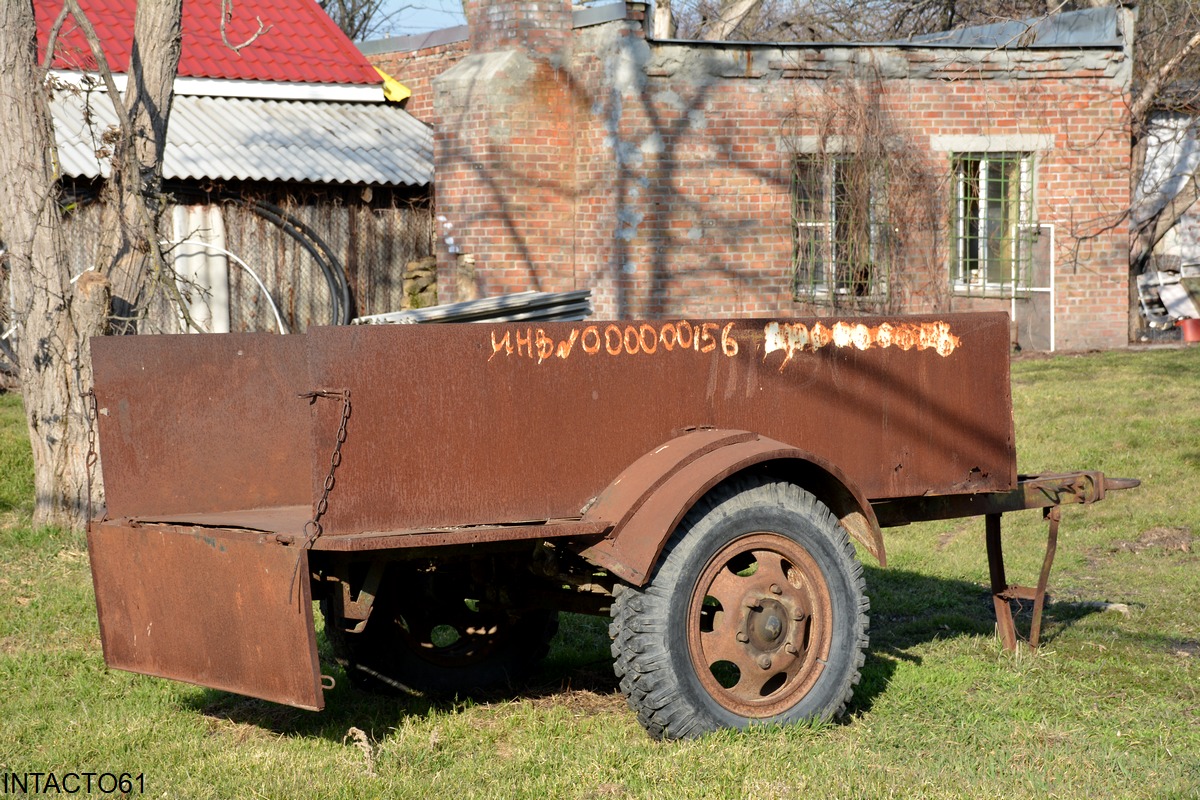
[52,92,433,187]
[36,0,380,85]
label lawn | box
[1,346,1197,799]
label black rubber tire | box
[609,477,869,740]
[324,566,558,696]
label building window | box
[952,152,1034,296]
[792,156,890,305]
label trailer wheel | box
[609,478,869,740]
[325,568,558,695]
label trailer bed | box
[85,312,1135,728]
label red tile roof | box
[37,0,380,85]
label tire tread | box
[610,477,869,740]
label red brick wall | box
[436,52,581,298]
[369,37,468,122]
[371,4,1134,350]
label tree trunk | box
[0,0,182,532]
[95,0,183,330]
[0,0,109,530]
[700,0,763,40]
[652,0,675,39]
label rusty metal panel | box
[88,520,323,710]
[582,435,888,585]
[581,428,756,530]
[309,519,611,551]
[146,505,311,535]
[90,333,312,519]
[305,313,1015,536]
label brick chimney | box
[462,0,573,56]
[433,0,582,303]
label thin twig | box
[221,0,272,54]
[41,4,72,72]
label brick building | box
[364,3,1134,351]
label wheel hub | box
[687,532,834,718]
[747,598,787,649]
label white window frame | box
[793,157,889,303]
[952,152,1035,296]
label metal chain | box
[301,389,351,549]
[84,388,98,526]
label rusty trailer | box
[86,312,1135,739]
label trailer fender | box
[579,429,885,586]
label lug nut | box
[736,631,749,643]
[757,655,772,670]
[770,584,782,595]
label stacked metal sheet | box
[351,290,593,325]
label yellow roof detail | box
[374,67,412,103]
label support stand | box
[985,507,1061,651]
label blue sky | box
[375,0,466,36]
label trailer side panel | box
[306,313,1015,536]
[91,333,312,520]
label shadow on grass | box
[852,565,1107,715]
[186,566,1105,739]
[185,612,623,740]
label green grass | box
[1,347,1199,799]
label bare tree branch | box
[1137,171,1200,264]
[62,1,135,135]
[701,0,764,40]
[59,0,196,329]
[41,4,72,72]
[221,0,272,54]
[319,0,416,41]
[1131,30,1200,132]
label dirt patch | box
[1111,527,1193,554]
[1170,640,1200,658]
[527,686,626,717]
[935,521,975,551]
[203,714,273,743]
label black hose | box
[248,200,352,326]
[64,186,355,329]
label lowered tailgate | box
[88,519,323,710]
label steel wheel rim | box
[686,532,834,718]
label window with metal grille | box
[792,155,890,304]
[952,153,1035,296]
